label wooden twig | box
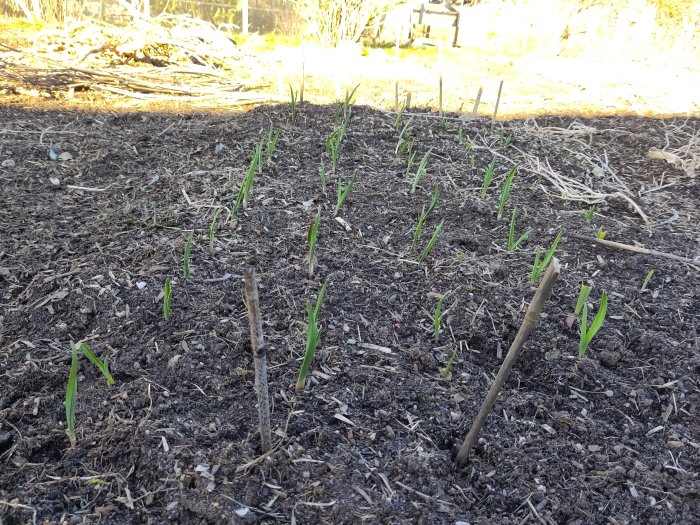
[243,268,272,452]
[567,233,700,268]
[471,86,482,119]
[492,79,503,124]
[455,259,561,467]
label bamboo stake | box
[471,86,482,119]
[455,258,561,467]
[567,233,700,268]
[243,268,272,453]
[406,92,412,111]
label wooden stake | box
[438,46,443,117]
[455,258,561,467]
[471,86,482,119]
[243,268,272,453]
[406,92,412,111]
[492,80,503,124]
[567,233,700,268]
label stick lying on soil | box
[455,258,561,468]
[567,233,700,269]
[243,268,272,453]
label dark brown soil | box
[0,99,698,525]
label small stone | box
[1,159,15,168]
[599,349,620,368]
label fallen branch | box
[455,259,561,467]
[567,233,700,269]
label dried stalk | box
[455,258,561,467]
[243,268,272,453]
[567,233,700,268]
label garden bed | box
[0,100,698,524]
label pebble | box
[1,159,14,168]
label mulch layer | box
[0,100,698,524]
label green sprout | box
[289,83,298,123]
[500,131,512,148]
[530,229,563,283]
[395,101,406,130]
[480,157,496,198]
[232,141,263,215]
[266,123,280,161]
[640,269,654,292]
[420,220,444,263]
[411,149,431,193]
[65,342,78,446]
[395,117,414,157]
[405,149,416,178]
[334,171,357,216]
[208,209,221,243]
[65,342,115,447]
[574,283,592,316]
[497,165,518,220]
[579,291,608,358]
[307,211,321,278]
[464,139,472,154]
[413,185,440,247]
[441,348,458,378]
[596,226,607,240]
[433,293,447,342]
[507,208,531,252]
[182,232,193,280]
[583,205,596,223]
[163,277,172,321]
[337,83,360,123]
[78,342,115,385]
[325,121,347,174]
[296,281,328,393]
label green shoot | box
[325,121,347,173]
[208,209,221,243]
[457,127,464,144]
[507,208,531,252]
[232,141,263,215]
[319,161,327,194]
[497,165,517,220]
[500,131,512,148]
[464,139,472,154]
[296,281,328,393]
[411,149,431,193]
[596,226,607,240]
[395,101,406,130]
[412,185,440,247]
[441,347,458,378]
[289,83,298,123]
[182,232,193,280]
[307,211,321,278]
[163,277,172,321]
[579,291,608,358]
[78,343,114,385]
[640,269,654,292]
[337,83,360,123]
[574,283,592,316]
[480,157,496,198]
[65,342,78,446]
[405,149,416,178]
[266,123,280,161]
[334,171,357,216]
[395,116,414,157]
[420,220,444,263]
[412,206,428,248]
[583,205,596,223]
[433,293,447,342]
[529,229,563,283]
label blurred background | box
[1,1,698,115]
